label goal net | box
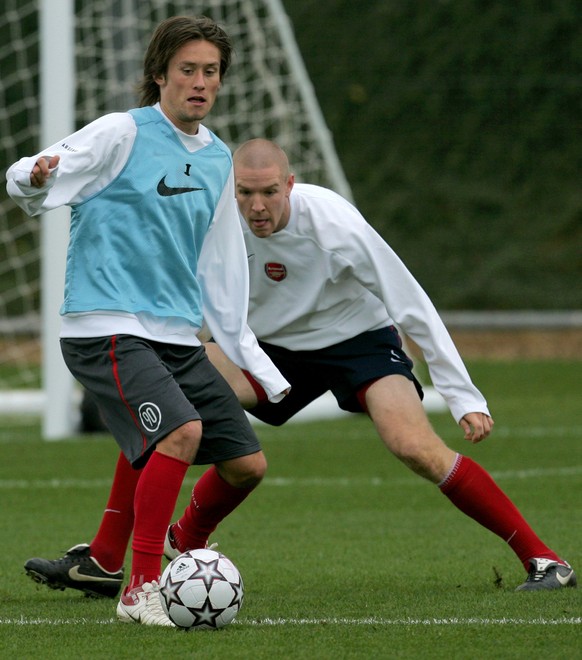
[0,1,43,405]
[1,0,444,435]
[0,0,351,433]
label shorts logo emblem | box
[264,262,287,282]
[139,402,162,432]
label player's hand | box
[459,412,494,443]
[30,155,60,188]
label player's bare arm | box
[30,155,60,188]
[459,412,494,443]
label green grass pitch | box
[0,360,580,658]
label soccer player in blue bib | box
[6,19,289,626]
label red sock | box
[90,452,141,573]
[129,451,189,590]
[440,454,560,570]
[172,466,256,551]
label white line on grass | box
[493,425,582,438]
[490,465,582,480]
[0,478,112,489]
[242,617,582,626]
[260,425,582,442]
[1,616,580,626]
[1,465,582,490]
[263,465,582,487]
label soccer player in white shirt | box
[185,138,575,592]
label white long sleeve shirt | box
[6,105,289,402]
[242,183,489,421]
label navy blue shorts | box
[61,335,261,468]
[246,326,423,426]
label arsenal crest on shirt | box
[264,262,287,282]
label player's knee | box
[389,433,449,482]
[236,453,267,488]
[218,451,267,489]
[157,420,202,463]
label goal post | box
[40,0,77,438]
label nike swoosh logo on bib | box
[68,566,120,582]
[157,176,206,196]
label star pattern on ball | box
[228,578,244,609]
[190,557,228,589]
[190,596,227,628]
[160,576,184,609]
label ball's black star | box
[228,577,244,609]
[160,575,184,609]
[190,557,227,589]
[190,596,225,629]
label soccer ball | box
[159,548,244,630]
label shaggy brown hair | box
[137,15,233,107]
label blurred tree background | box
[282,0,582,309]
